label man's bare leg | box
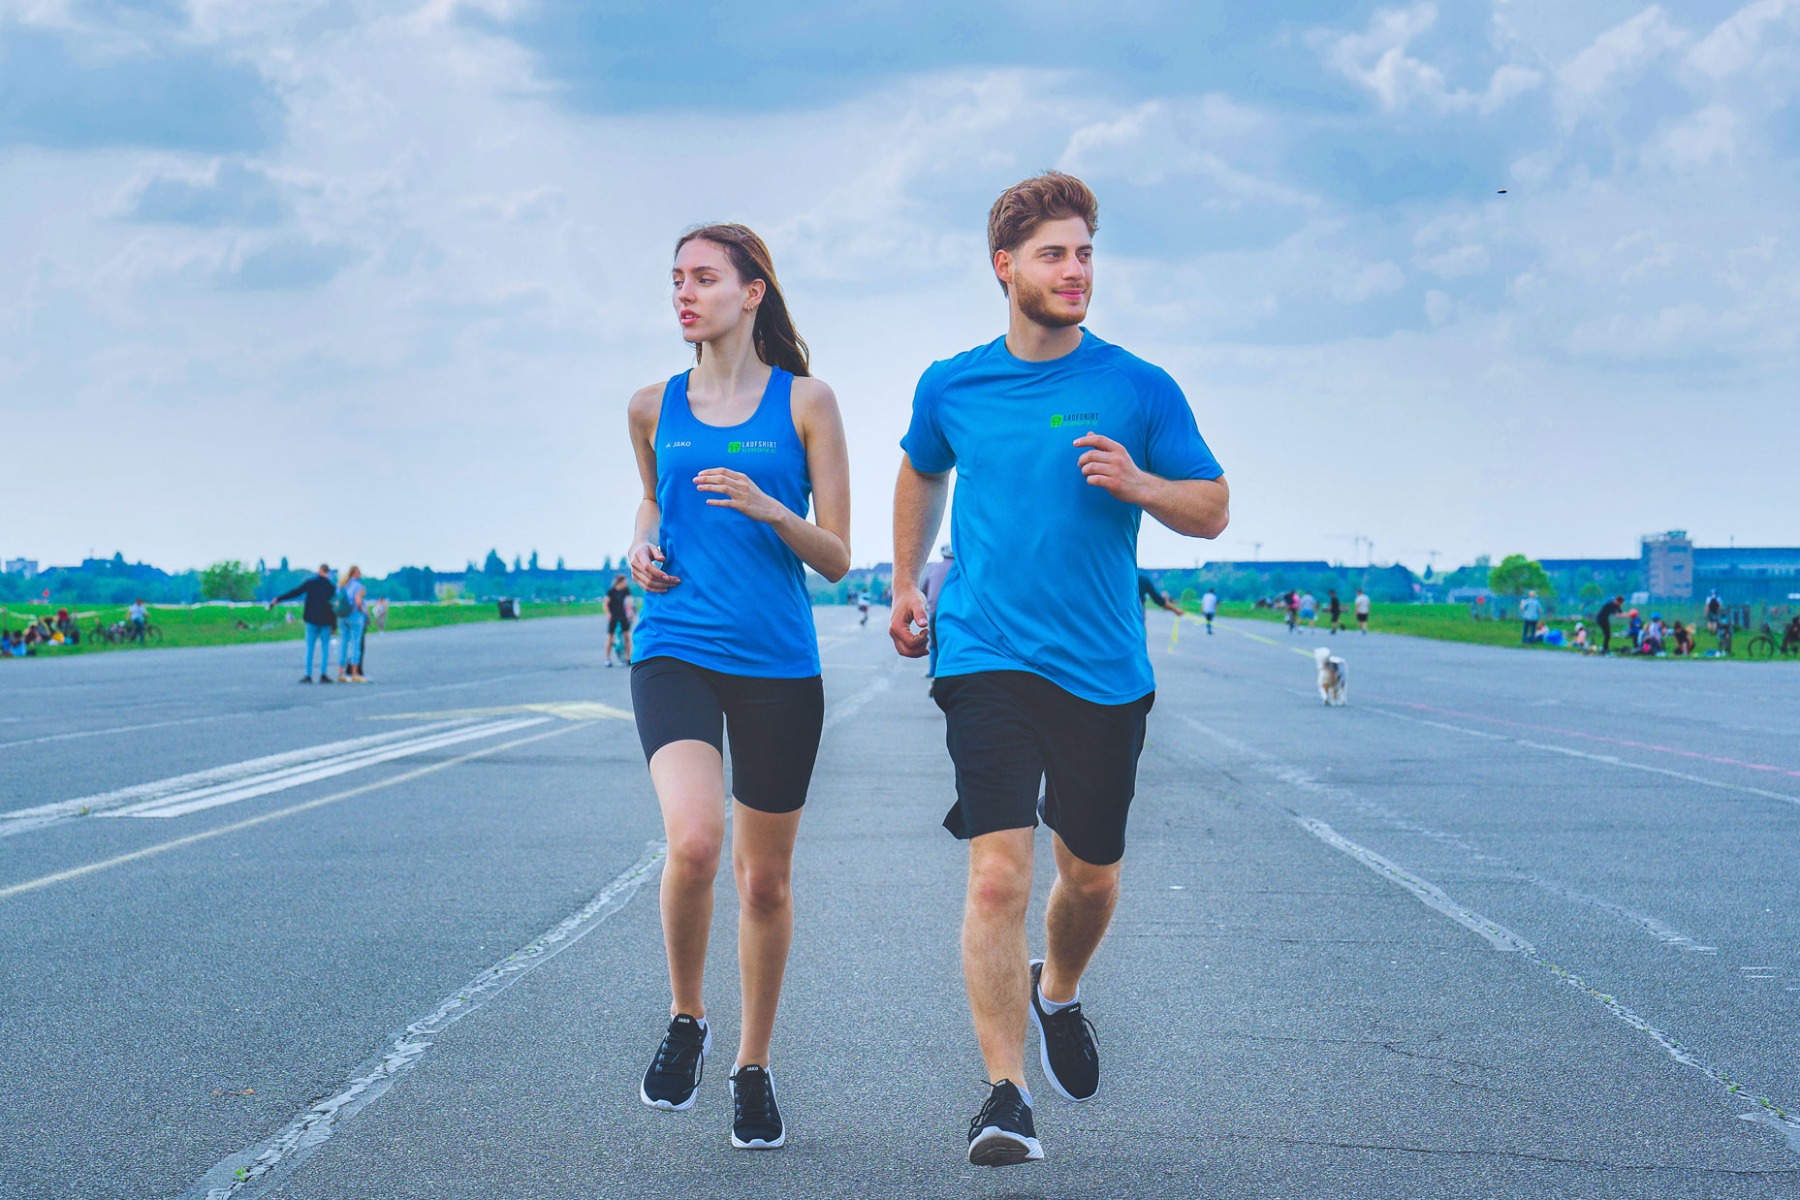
[1039,833,1121,1004]
[964,828,1035,1083]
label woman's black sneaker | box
[728,1064,786,1149]
[966,1079,1043,1166]
[1029,959,1099,1101]
[640,1014,710,1111]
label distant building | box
[1693,546,1800,604]
[3,557,37,577]
[1642,531,1695,599]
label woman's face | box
[672,239,762,346]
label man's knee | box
[1059,857,1121,906]
[967,837,1033,918]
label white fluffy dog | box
[1314,646,1347,706]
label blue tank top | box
[633,367,820,678]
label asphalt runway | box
[3,609,1799,1199]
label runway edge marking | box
[179,839,668,1200]
[1174,712,1800,1157]
[178,661,893,1198]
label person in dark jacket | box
[271,563,338,683]
[1595,594,1623,655]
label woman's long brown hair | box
[675,224,811,378]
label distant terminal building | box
[1548,533,1800,602]
[1693,545,1800,604]
[2,557,37,577]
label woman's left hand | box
[694,468,787,525]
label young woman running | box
[626,224,850,1150]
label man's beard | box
[1013,277,1088,329]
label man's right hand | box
[629,541,681,593]
[889,587,929,658]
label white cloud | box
[1316,3,1543,115]
[1688,0,1800,78]
[1419,243,1490,278]
[1332,260,1406,302]
[1059,97,1317,209]
[1641,103,1741,170]
[1556,6,1689,113]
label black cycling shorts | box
[608,614,630,634]
[934,670,1153,867]
[629,655,824,814]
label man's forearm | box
[1141,476,1229,539]
[893,460,949,591]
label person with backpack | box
[334,566,368,682]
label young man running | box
[889,172,1229,1167]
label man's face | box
[997,216,1093,329]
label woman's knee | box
[735,860,792,916]
[666,833,722,881]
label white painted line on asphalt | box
[180,839,667,1200]
[1299,816,1800,1150]
[0,720,479,836]
[0,710,261,753]
[1294,818,1534,952]
[1364,705,1800,812]
[1177,714,1720,955]
[0,723,584,903]
[1173,714,1800,1154]
[99,717,550,819]
[174,659,893,1198]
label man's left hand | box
[1074,433,1151,506]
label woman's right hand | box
[629,541,681,592]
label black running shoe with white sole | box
[1029,959,1099,1101]
[640,1014,710,1111]
[966,1079,1043,1166]
[728,1064,786,1149]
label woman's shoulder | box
[789,375,840,419]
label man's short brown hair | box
[987,171,1099,260]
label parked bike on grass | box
[1746,619,1800,661]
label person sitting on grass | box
[1572,621,1589,650]
[1671,621,1694,656]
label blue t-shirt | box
[633,368,820,678]
[901,330,1222,704]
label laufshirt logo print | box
[728,440,779,454]
[1050,411,1100,428]
[663,440,693,449]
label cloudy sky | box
[3,0,1795,576]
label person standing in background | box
[605,573,635,667]
[1200,587,1218,634]
[270,564,337,683]
[1327,590,1342,634]
[336,566,368,682]
[1519,589,1543,645]
[1354,588,1371,634]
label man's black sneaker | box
[317,675,333,684]
[299,676,313,684]
[967,1079,1043,1166]
[640,1014,710,1111]
[1029,959,1099,1101]
[728,1064,786,1149]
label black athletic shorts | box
[629,655,824,814]
[933,670,1153,867]
[608,614,630,634]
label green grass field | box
[0,600,607,658]
[1198,600,1790,660]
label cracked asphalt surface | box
[3,609,1799,1199]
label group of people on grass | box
[268,564,384,683]
[0,608,84,656]
[1275,587,1369,634]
